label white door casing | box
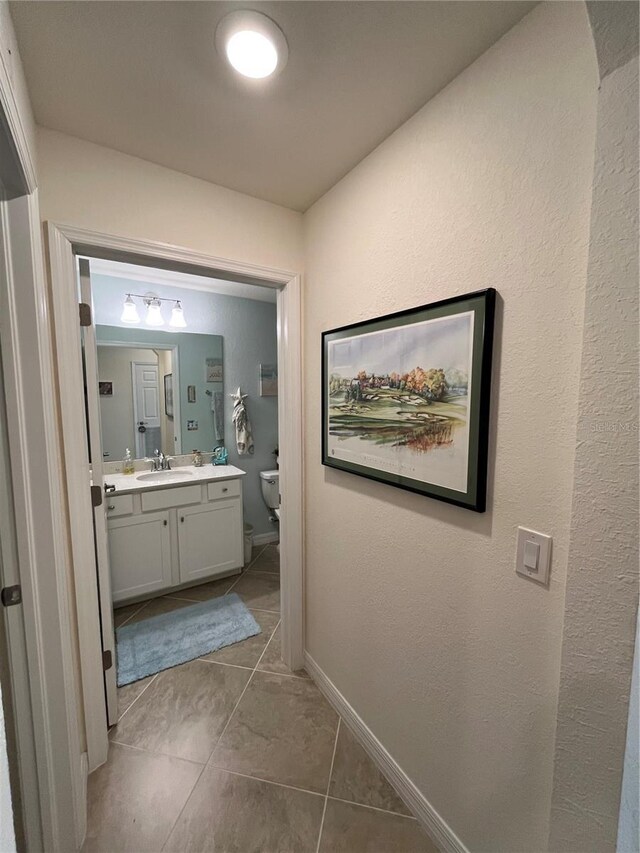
[47,224,304,786]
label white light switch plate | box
[516,527,551,585]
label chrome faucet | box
[148,450,172,471]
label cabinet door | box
[108,511,172,603]
[178,501,242,584]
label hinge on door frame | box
[90,484,103,508]
[1,585,22,607]
[79,302,92,327]
[102,649,113,671]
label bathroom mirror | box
[95,324,224,461]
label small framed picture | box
[259,364,278,396]
[206,358,223,383]
[187,385,196,403]
[187,419,198,431]
[99,381,113,397]
[164,374,174,418]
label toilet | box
[259,470,280,521]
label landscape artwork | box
[322,289,495,511]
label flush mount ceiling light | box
[215,10,288,80]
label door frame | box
[98,340,182,458]
[46,222,304,773]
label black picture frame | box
[321,288,495,512]
[164,374,174,418]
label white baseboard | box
[304,652,469,853]
[253,531,279,546]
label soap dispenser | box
[123,448,135,475]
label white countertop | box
[103,464,246,495]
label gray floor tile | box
[110,659,250,763]
[329,723,411,816]
[167,575,238,602]
[82,742,201,853]
[319,799,436,853]
[200,609,279,668]
[164,766,324,853]
[257,624,309,678]
[122,595,194,626]
[232,571,281,612]
[116,674,155,720]
[212,671,338,793]
[248,543,280,574]
[113,602,144,628]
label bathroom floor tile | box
[248,543,280,574]
[166,575,238,602]
[232,571,281,611]
[329,722,411,815]
[163,766,324,853]
[200,609,279,668]
[112,602,144,628]
[110,659,250,763]
[257,624,309,678]
[318,799,436,853]
[212,670,338,793]
[116,674,156,720]
[82,742,201,853]
[121,595,195,626]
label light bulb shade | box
[216,10,288,80]
[121,295,140,324]
[145,299,164,327]
[170,301,187,328]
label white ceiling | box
[86,257,278,303]
[11,1,535,211]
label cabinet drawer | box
[105,494,134,517]
[208,479,241,501]
[141,484,202,512]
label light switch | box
[516,527,551,585]
[524,540,539,571]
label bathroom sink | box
[136,470,195,484]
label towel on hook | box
[230,388,254,455]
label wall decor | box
[187,419,199,431]
[164,374,174,418]
[99,381,113,397]
[206,358,223,383]
[322,288,495,512]
[259,363,278,396]
[187,384,196,403]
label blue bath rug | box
[115,593,260,686]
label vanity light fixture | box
[121,294,140,324]
[170,300,187,328]
[216,10,288,80]
[120,293,188,329]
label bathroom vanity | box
[103,465,246,603]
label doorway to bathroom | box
[47,224,303,777]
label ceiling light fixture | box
[144,296,164,327]
[216,10,288,80]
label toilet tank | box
[259,470,280,509]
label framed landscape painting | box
[321,288,495,512]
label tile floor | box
[85,544,436,852]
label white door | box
[78,259,118,725]
[132,362,161,458]
[178,502,243,583]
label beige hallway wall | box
[302,4,598,851]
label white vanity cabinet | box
[106,472,244,603]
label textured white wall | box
[303,4,598,851]
[36,127,303,273]
[549,51,639,852]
